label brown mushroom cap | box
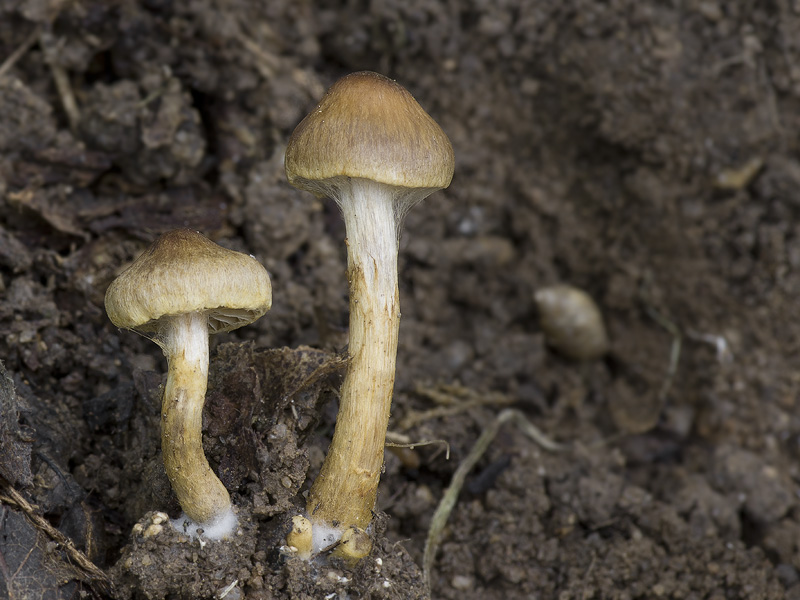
[105,229,272,334]
[285,71,455,197]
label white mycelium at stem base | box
[285,71,454,547]
[104,228,271,541]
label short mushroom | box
[285,71,454,550]
[105,228,272,540]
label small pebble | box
[534,284,608,361]
[451,575,474,591]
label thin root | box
[385,435,451,460]
[400,383,514,430]
[640,288,682,408]
[422,408,563,592]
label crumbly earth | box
[1,1,799,598]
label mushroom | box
[285,71,454,549]
[104,228,272,540]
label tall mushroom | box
[105,228,272,540]
[285,71,454,550]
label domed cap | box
[285,71,455,195]
[105,229,272,335]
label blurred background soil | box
[1,0,799,598]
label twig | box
[40,31,80,132]
[237,32,279,80]
[422,408,564,592]
[47,61,80,132]
[0,27,41,80]
[0,480,113,595]
[0,507,12,596]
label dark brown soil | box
[1,1,798,598]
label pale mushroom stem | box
[307,179,401,529]
[159,311,233,530]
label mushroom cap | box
[105,229,272,334]
[285,71,454,196]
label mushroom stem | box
[159,311,232,528]
[307,180,401,529]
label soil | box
[1,1,799,598]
